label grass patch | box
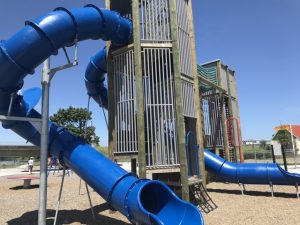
[243,145,271,154]
[95,146,108,156]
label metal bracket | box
[43,42,79,83]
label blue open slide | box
[0,6,203,225]
[204,149,300,185]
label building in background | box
[272,125,300,153]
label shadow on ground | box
[7,203,129,225]
[207,188,298,199]
[9,184,39,190]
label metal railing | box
[113,50,138,154]
[139,0,171,42]
[176,0,192,77]
[181,80,196,118]
[142,47,179,166]
[202,91,224,148]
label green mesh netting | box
[197,64,218,92]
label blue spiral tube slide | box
[0,5,203,225]
[204,149,300,185]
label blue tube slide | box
[204,149,300,185]
[85,46,108,109]
[0,5,203,225]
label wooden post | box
[169,0,189,201]
[186,0,206,186]
[131,158,137,175]
[232,70,244,162]
[106,0,115,161]
[217,61,230,160]
[132,0,146,178]
[225,65,238,160]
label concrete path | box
[0,164,39,177]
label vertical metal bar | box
[7,92,16,116]
[120,55,124,153]
[147,49,154,166]
[269,182,274,197]
[143,50,151,165]
[129,51,133,153]
[78,178,82,195]
[141,0,145,40]
[148,0,153,40]
[156,49,162,165]
[132,51,138,153]
[144,0,148,40]
[153,0,157,40]
[281,145,288,171]
[114,57,118,153]
[124,53,128,153]
[168,49,178,164]
[53,169,66,225]
[151,49,157,165]
[161,0,165,40]
[128,52,132,152]
[158,49,166,164]
[161,48,170,165]
[165,0,171,40]
[85,182,95,220]
[39,58,50,225]
[238,183,244,196]
[115,56,119,153]
[165,49,173,164]
[117,55,121,153]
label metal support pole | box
[271,145,276,163]
[78,178,82,195]
[7,92,16,116]
[53,169,66,225]
[296,183,299,199]
[290,124,297,168]
[38,58,51,225]
[269,182,274,197]
[85,182,96,220]
[281,145,288,171]
[238,183,245,196]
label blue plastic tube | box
[85,47,108,109]
[204,149,300,185]
[0,6,203,225]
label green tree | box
[260,140,266,149]
[50,106,100,146]
[274,130,292,149]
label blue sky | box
[0,0,299,145]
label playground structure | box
[0,3,203,225]
[0,1,300,225]
[199,60,243,163]
[106,0,206,202]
